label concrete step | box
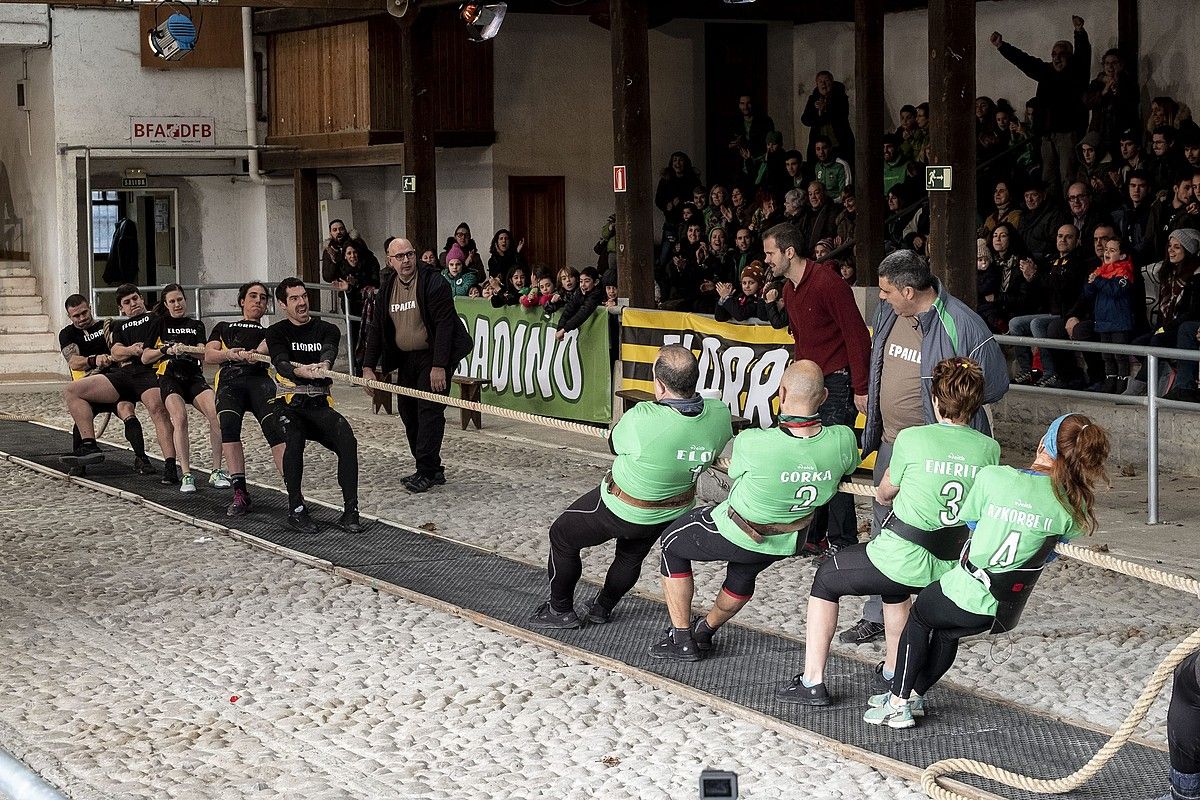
[0,263,32,278]
[0,314,50,334]
[0,277,36,296]
[0,295,44,315]
[0,332,57,352]
[0,351,65,376]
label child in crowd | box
[813,238,835,262]
[544,267,580,316]
[522,272,557,310]
[442,257,477,297]
[975,238,1004,333]
[489,266,530,307]
[467,284,482,298]
[555,266,605,341]
[1085,237,1137,393]
[715,262,767,323]
[839,261,857,285]
[420,249,438,268]
[603,284,620,308]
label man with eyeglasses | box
[1065,182,1106,247]
[362,237,473,493]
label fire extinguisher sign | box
[613,165,627,193]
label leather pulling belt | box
[603,472,695,509]
[883,511,970,561]
[727,506,811,544]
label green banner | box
[453,298,613,423]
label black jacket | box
[362,264,472,373]
[557,285,605,333]
[998,29,1091,134]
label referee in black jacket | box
[362,237,473,493]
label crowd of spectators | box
[639,14,1200,401]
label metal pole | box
[193,287,203,325]
[84,147,93,308]
[1147,354,1159,525]
[342,292,355,376]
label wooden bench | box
[615,388,753,431]
[453,376,491,430]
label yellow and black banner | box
[620,309,871,465]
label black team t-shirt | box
[59,320,111,380]
[208,319,270,382]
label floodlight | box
[459,3,506,41]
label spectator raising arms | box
[487,228,526,281]
[802,71,855,168]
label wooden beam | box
[926,0,976,306]
[852,0,884,286]
[398,12,438,249]
[1117,0,1138,82]
[293,168,320,288]
[254,7,384,36]
[610,0,655,309]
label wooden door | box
[508,176,566,271]
[704,23,769,187]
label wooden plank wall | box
[267,10,494,150]
[139,6,244,70]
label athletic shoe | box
[584,602,611,625]
[337,509,363,533]
[838,619,885,644]
[288,509,320,534]
[67,465,87,478]
[873,660,893,691]
[690,616,716,652]
[1036,375,1065,389]
[775,675,831,706]
[1086,379,1110,393]
[863,696,916,728]
[180,474,196,493]
[226,489,250,518]
[1104,377,1123,394]
[1122,377,1147,396]
[62,441,104,466]
[132,456,155,475]
[528,602,581,630]
[404,473,437,494]
[648,629,701,662]
[161,465,177,486]
[402,471,446,490]
[209,468,231,488]
[868,691,925,717]
[1012,370,1035,385]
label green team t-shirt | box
[867,423,1001,587]
[713,425,861,556]
[601,398,734,526]
[940,465,1084,616]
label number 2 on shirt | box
[790,485,818,513]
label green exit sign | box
[925,165,953,191]
[401,175,417,193]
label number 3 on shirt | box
[938,480,965,527]
[790,485,818,513]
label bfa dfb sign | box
[130,116,216,146]
[613,165,627,193]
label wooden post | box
[610,0,655,309]
[399,12,437,250]
[294,167,319,285]
[927,0,976,306]
[852,0,884,286]
[1117,0,1138,83]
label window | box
[91,191,120,255]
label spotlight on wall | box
[386,0,411,18]
[459,2,506,41]
[147,7,198,60]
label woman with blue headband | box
[863,412,1110,729]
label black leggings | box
[809,543,921,605]
[1170,651,1200,779]
[217,376,284,446]
[276,397,358,511]
[659,507,785,600]
[894,580,993,698]
[546,487,667,614]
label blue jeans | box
[1008,314,1060,375]
[1172,768,1200,800]
[1175,322,1200,391]
[810,369,857,549]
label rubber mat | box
[0,420,1170,800]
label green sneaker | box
[863,696,915,729]
[180,473,197,493]
[209,468,231,488]
[868,691,925,717]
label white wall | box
[0,4,49,47]
[489,14,705,270]
[0,47,60,314]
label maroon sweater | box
[769,260,871,394]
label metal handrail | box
[89,281,362,375]
[997,332,1200,525]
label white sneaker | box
[209,469,231,488]
[180,474,196,493]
